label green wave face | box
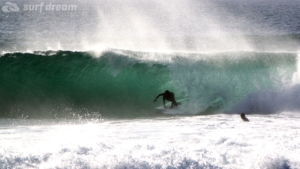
[0,51,175,118]
[0,50,297,118]
[170,52,297,114]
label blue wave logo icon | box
[2,2,20,12]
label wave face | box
[0,51,176,118]
[0,50,298,118]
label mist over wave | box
[229,84,300,115]
[1,0,300,52]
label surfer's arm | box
[153,93,164,102]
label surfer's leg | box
[240,113,250,122]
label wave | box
[0,50,298,118]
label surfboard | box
[156,98,189,110]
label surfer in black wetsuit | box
[240,113,250,122]
[153,90,180,109]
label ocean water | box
[1,0,300,168]
[1,114,300,169]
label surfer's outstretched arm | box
[153,93,164,102]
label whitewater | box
[1,0,300,168]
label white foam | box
[0,114,299,168]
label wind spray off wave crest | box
[4,0,300,53]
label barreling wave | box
[0,50,298,118]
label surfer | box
[240,113,250,122]
[153,90,180,109]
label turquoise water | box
[0,50,298,118]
